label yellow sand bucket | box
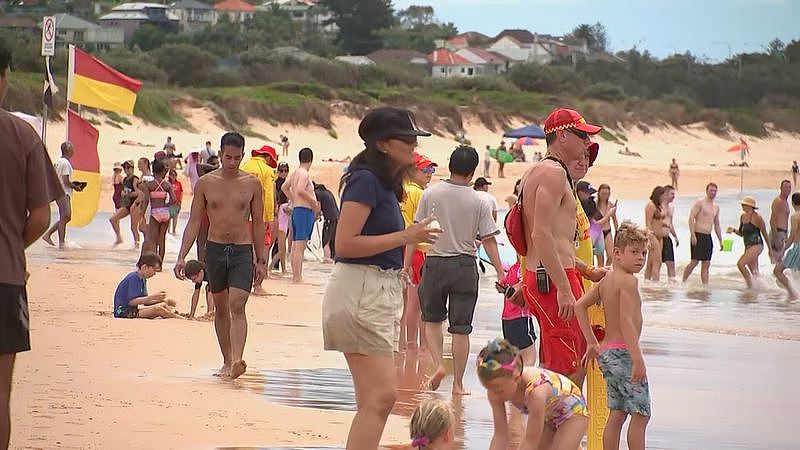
[722,238,734,252]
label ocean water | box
[27,189,800,449]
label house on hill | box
[214,0,256,26]
[456,47,510,75]
[170,0,215,33]
[0,17,38,33]
[98,3,179,44]
[428,48,478,78]
[259,0,337,34]
[367,49,429,66]
[49,13,124,50]
[488,29,553,64]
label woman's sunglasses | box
[421,166,436,175]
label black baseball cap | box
[358,107,431,142]
[277,162,289,170]
[576,181,596,194]
[474,177,492,187]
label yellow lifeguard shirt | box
[241,157,276,221]
[400,181,430,252]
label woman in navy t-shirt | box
[321,107,441,448]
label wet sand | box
[13,241,800,449]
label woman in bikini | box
[644,186,666,282]
[112,162,124,211]
[109,160,141,247]
[726,196,770,289]
[130,157,153,245]
[478,338,588,450]
[140,158,174,263]
[596,184,619,266]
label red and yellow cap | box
[543,108,602,135]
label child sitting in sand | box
[575,221,650,450]
[113,252,181,319]
[409,398,456,449]
[495,261,537,367]
[183,260,214,320]
[477,338,588,450]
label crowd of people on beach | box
[4,37,800,450]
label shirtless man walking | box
[682,183,723,285]
[769,180,792,263]
[661,185,680,279]
[174,132,267,379]
[520,108,602,385]
[281,147,319,283]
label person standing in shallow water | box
[174,132,267,380]
[682,183,723,285]
[726,196,769,289]
[669,158,679,190]
[322,107,440,449]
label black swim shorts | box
[0,283,30,354]
[662,236,675,262]
[502,316,537,351]
[690,232,713,261]
[205,241,254,293]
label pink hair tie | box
[411,436,430,447]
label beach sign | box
[41,16,55,57]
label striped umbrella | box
[515,136,539,146]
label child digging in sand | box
[477,338,588,450]
[183,260,214,319]
[575,221,651,450]
[409,398,456,449]
[113,252,181,319]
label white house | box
[455,47,510,75]
[428,48,479,78]
[98,3,179,44]
[169,0,214,33]
[259,0,337,34]
[48,13,124,50]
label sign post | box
[41,16,56,144]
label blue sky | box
[393,0,800,61]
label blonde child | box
[575,221,651,450]
[477,338,588,450]
[409,398,456,449]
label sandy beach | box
[10,108,800,449]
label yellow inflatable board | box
[587,303,609,450]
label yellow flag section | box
[67,45,142,115]
[67,109,100,227]
[575,197,609,450]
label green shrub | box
[151,44,219,86]
[583,82,626,101]
[728,108,767,136]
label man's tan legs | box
[290,240,307,283]
[0,353,15,450]
[343,353,397,449]
[211,290,233,376]
[227,287,250,379]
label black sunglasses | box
[568,128,589,140]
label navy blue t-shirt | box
[335,168,404,270]
[114,271,146,315]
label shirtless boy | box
[281,147,319,283]
[520,107,602,385]
[575,221,651,450]
[174,132,267,379]
[682,183,723,285]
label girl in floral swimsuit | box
[477,338,588,450]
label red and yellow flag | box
[67,45,142,114]
[67,108,101,227]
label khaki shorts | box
[322,263,403,356]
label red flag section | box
[67,108,101,227]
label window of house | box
[467,67,474,76]
[460,67,465,73]
[440,67,445,73]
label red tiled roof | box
[427,49,471,66]
[214,0,256,12]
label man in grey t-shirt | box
[415,145,504,395]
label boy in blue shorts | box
[575,221,651,450]
[114,252,181,319]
